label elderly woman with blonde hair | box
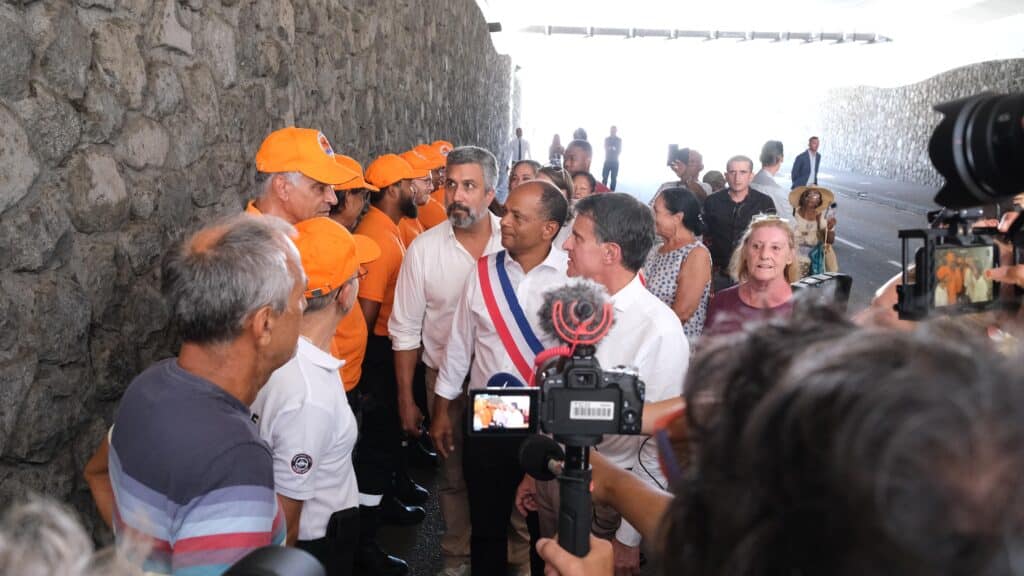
[704,215,800,336]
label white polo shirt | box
[435,247,569,399]
[388,215,503,369]
[252,337,359,541]
[593,274,689,546]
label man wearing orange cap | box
[327,155,376,404]
[398,148,438,248]
[353,154,429,542]
[252,217,380,575]
[411,143,449,231]
[329,155,376,233]
[248,127,360,223]
[428,140,455,208]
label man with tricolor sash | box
[430,180,570,576]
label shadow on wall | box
[0,0,514,542]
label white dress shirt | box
[252,338,359,541]
[593,274,689,546]
[388,215,503,369]
[507,137,532,163]
[435,247,569,399]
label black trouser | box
[602,160,619,191]
[296,507,360,576]
[462,433,525,575]
[353,334,401,497]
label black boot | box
[394,472,429,506]
[378,495,425,526]
[406,432,438,469]
[357,505,410,576]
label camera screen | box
[933,245,994,307]
[471,393,533,432]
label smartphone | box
[667,144,679,167]
[467,388,540,436]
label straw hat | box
[789,186,835,214]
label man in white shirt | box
[507,127,532,164]
[526,193,690,574]
[252,217,383,574]
[388,145,503,575]
[430,180,570,576]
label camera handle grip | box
[557,446,593,557]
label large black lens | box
[929,92,1024,208]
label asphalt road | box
[617,167,940,313]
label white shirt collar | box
[505,243,569,274]
[609,273,645,313]
[444,213,503,244]
[298,337,345,371]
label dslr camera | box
[896,91,1024,320]
[466,281,646,444]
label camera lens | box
[929,92,1024,208]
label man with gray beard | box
[388,146,505,575]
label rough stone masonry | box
[0,0,514,540]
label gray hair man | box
[247,127,361,223]
[389,145,513,574]
[87,215,306,574]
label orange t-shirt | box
[355,205,405,337]
[417,195,447,230]
[245,200,263,216]
[331,305,368,391]
[399,217,424,249]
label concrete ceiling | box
[478,0,1024,86]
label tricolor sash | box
[478,251,544,384]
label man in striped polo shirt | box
[107,215,303,575]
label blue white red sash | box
[478,251,545,384]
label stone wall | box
[819,58,1024,187]
[0,0,512,539]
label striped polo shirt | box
[109,359,286,575]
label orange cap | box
[293,218,381,299]
[411,144,445,170]
[432,140,454,158]
[334,155,379,192]
[255,127,360,186]
[365,154,429,189]
[400,148,438,172]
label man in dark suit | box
[790,136,821,189]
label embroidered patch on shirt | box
[291,453,313,475]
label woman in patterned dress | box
[644,187,712,342]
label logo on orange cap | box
[432,140,454,158]
[318,133,334,156]
[293,218,381,299]
[255,127,359,186]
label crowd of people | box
[0,122,1014,576]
